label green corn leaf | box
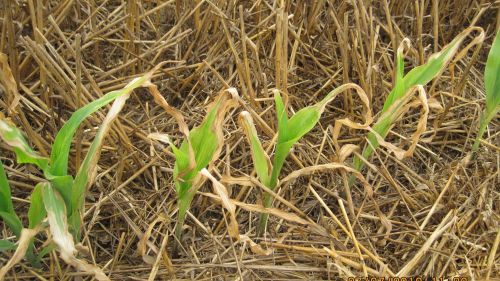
[0,240,16,251]
[384,40,407,110]
[28,183,47,229]
[273,93,320,187]
[474,29,500,150]
[70,90,132,239]
[26,183,47,268]
[148,89,238,240]
[49,90,128,176]
[354,27,484,171]
[36,242,57,260]
[0,116,49,171]
[49,175,74,212]
[256,85,371,235]
[484,30,500,113]
[239,111,272,187]
[0,212,22,237]
[173,90,237,192]
[0,161,16,216]
[270,85,369,188]
[175,91,237,238]
[0,161,22,237]
[49,73,153,177]
[69,68,160,239]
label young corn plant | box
[473,29,499,151]
[352,27,484,172]
[0,65,161,280]
[148,88,238,242]
[240,84,371,235]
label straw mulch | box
[0,0,499,280]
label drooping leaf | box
[69,65,164,239]
[474,29,500,150]
[70,88,132,238]
[0,115,49,171]
[49,73,154,177]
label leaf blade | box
[239,111,271,186]
[0,116,49,171]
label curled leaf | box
[280,163,373,198]
[200,168,239,239]
[137,215,168,265]
[366,85,429,160]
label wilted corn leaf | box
[0,52,20,114]
[49,71,157,177]
[0,227,42,279]
[353,27,484,171]
[200,168,239,239]
[0,115,49,171]
[66,65,162,239]
[474,29,500,150]
[42,182,110,281]
[148,88,238,239]
[70,84,137,237]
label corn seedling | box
[0,64,161,280]
[148,88,238,242]
[240,84,371,235]
[473,29,500,150]
[352,27,484,172]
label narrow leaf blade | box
[0,161,16,215]
[28,183,47,229]
[239,112,271,186]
